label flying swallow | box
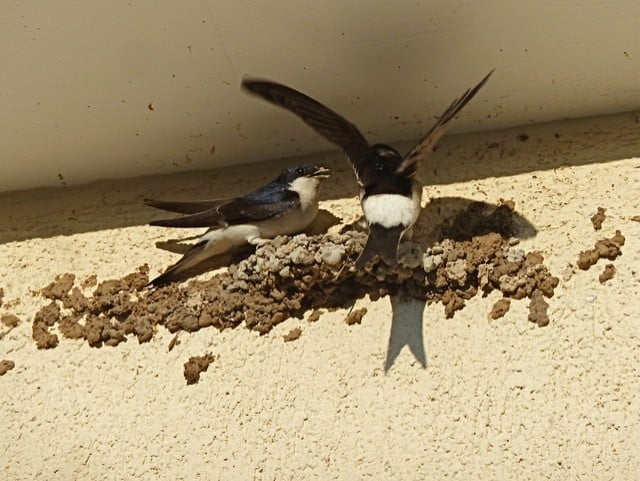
[242,70,493,269]
[145,164,330,285]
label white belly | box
[258,201,319,237]
[361,184,422,229]
[199,224,262,255]
[199,201,319,249]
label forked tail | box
[354,224,404,270]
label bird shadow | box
[385,294,427,372]
[416,196,537,243]
[343,196,537,245]
[381,196,535,371]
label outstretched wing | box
[242,79,371,181]
[397,69,494,177]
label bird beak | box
[312,166,331,178]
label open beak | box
[312,166,331,178]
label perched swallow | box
[242,70,493,269]
[145,164,330,285]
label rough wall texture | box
[0,112,639,480]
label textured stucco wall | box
[1,112,638,480]
[1,1,639,191]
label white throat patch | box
[289,176,322,211]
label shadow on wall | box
[385,295,428,372]
[0,111,636,244]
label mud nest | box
[31,201,560,349]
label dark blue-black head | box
[277,164,331,184]
[370,144,403,176]
[360,144,414,196]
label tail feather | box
[144,198,228,214]
[355,224,404,270]
[149,209,225,228]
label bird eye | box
[296,167,305,175]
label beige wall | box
[1,1,639,191]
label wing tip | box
[241,77,282,95]
[148,218,172,227]
[472,68,495,95]
[436,67,496,125]
[240,77,259,91]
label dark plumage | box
[145,164,330,285]
[242,70,494,268]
